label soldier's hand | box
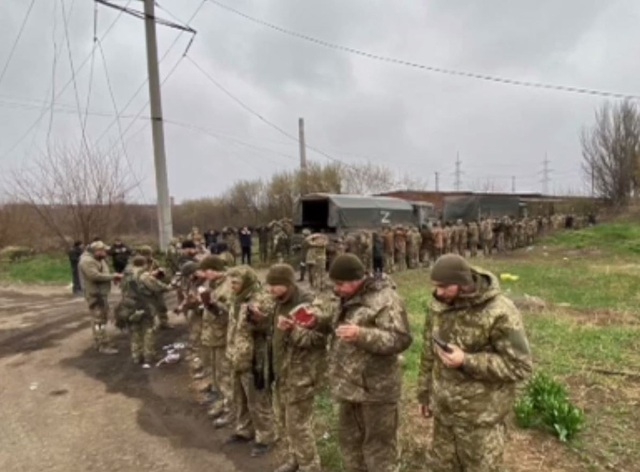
[277,316,294,331]
[436,344,465,368]
[247,304,265,322]
[336,324,360,342]
[297,314,317,329]
[419,404,433,419]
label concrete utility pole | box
[144,0,173,250]
[299,117,308,195]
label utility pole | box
[435,172,440,192]
[144,0,173,250]
[512,176,516,194]
[541,153,552,195]
[298,117,308,195]
[454,152,463,191]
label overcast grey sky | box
[1,0,639,202]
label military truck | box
[293,193,432,233]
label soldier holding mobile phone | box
[418,254,532,471]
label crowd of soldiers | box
[75,219,537,472]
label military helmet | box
[137,245,153,256]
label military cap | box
[266,264,295,286]
[138,245,153,256]
[302,228,311,236]
[199,255,226,272]
[180,261,199,277]
[329,254,365,281]
[430,254,473,287]
[90,241,110,252]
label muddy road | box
[0,288,269,472]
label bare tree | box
[581,100,640,206]
[340,162,398,194]
[470,178,506,193]
[6,145,138,245]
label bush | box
[514,372,585,442]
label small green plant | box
[514,372,585,442]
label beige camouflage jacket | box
[78,253,114,304]
[201,276,233,348]
[271,285,328,402]
[417,268,533,426]
[327,275,412,403]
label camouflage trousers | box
[394,253,406,272]
[233,371,275,445]
[275,388,321,472]
[482,239,493,256]
[188,309,203,359]
[203,345,232,410]
[469,240,479,257]
[149,294,169,327]
[427,418,506,472]
[130,316,155,363]
[408,249,419,269]
[338,401,399,472]
[383,253,394,273]
[309,260,326,292]
[87,297,110,349]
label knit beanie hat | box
[266,264,296,286]
[430,254,474,287]
[329,254,365,281]
[180,261,199,277]
[137,245,153,256]
[131,255,147,267]
[199,255,226,272]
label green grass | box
[547,222,640,255]
[0,253,71,284]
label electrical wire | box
[81,1,100,136]
[0,0,37,87]
[208,0,640,101]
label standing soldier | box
[405,227,415,270]
[175,261,205,378]
[420,224,432,267]
[78,241,122,354]
[265,264,328,472]
[110,238,131,274]
[443,222,453,255]
[432,222,444,261]
[306,232,328,292]
[68,240,84,296]
[324,254,412,472]
[197,255,234,426]
[457,220,468,257]
[450,221,460,255]
[418,254,532,471]
[258,226,270,263]
[382,226,395,274]
[225,266,275,457]
[467,220,480,258]
[138,245,172,330]
[394,226,407,272]
[298,229,311,282]
[481,218,494,256]
[359,231,374,274]
[116,255,172,367]
[409,226,422,269]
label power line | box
[81,1,100,137]
[95,0,196,33]
[185,54,351,167]
[0,0,135,161]
[208,0,640,101]
[0,0,37,87]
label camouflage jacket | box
[78,253,114,303]
[417,268,533,426]
[271,285,328,402]
[326,275,412,403]
[226,271,274,375]
[201,276,233,348]
[118,267,171,320]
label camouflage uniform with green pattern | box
[325,275,412,472]
[417,267,533,472]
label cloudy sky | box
[1,0,639,202]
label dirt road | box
[0,288,268,472]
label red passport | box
[291,304,314,325]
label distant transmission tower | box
[454,152,463,191]
[541,154,552,195]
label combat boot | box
[250,442,271,458]
[213,413,233,429]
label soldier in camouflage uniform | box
[432,221,444,260]
[450,221,460,255]
[266,264,328,472]
[358,231,374,274]
[325,254,412,472]
[420,224,432,266]
[305,232,328,292]
[116,256,172,367]
[417,254,533,472]
[467,220,480,258]
[175,261,205,376]
[382,226,395,273]
[443,222,453,255]
[225,266,276,457]
[457,220,468,257]
[297,229,311,282]
[480,218,494,256]
[137,245,172,329]
[79,241,123,354]
[197,255,234,424]
[394,226,407,272]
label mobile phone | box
[432,335,453,354]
